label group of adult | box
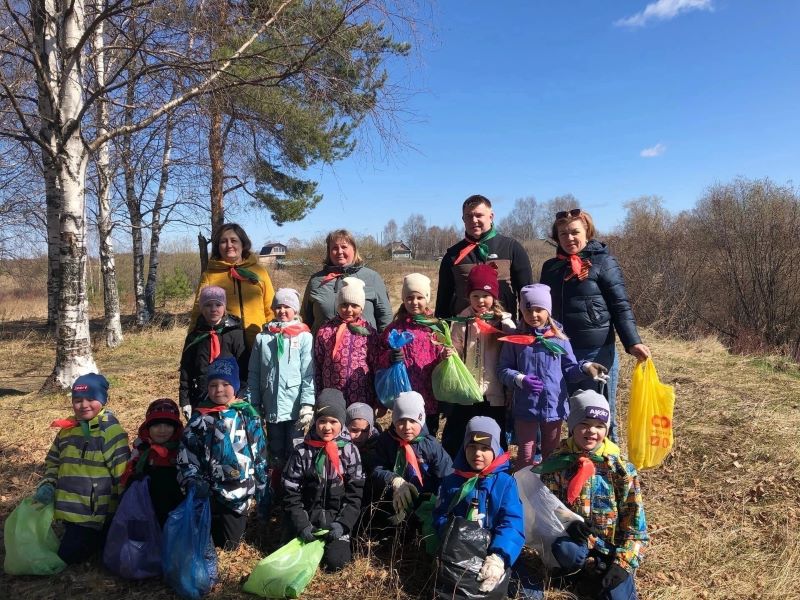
[190,194,649,441]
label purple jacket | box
[497,324,589,422]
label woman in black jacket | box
[539,209,650,441]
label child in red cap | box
[121,398,185,526]
[442,263,516,457]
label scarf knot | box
[268,322,311,358]
[306,438,346,479]
[229,265,260,284]
[453,227,498,265]
[392,432,425,486]
[448,452,510,511]
[555,252,592,281]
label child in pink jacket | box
[376,273,446,435]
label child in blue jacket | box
[434,416,525,595]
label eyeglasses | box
[555,208,582,220]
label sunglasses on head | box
[556,208,582,219]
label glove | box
[326,521,345,541]
[583,362,609,383]
[566,520,598,544]
[601,563,630,591]
[188,479,210,499]
[391,477,418,513]
[33,483,55,506]
[477,553,506,592]
[299,524,319,543]
[521,374,544,394]
[181,405,193,421]
[390,349,405,364]
[295,405,314,433]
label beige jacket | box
[450,308,516,406]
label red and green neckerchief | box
[50,417,92,438]
[318,271,344,287]
[229,265,261,285]
[552,251,592,282]
[498,327,566,356]
[183,322,226,363]
[533,438,619,504]
[453,227,499,265]
[447,313,505,335]
[268,322,311,358]
[391,431,425,486]
[306,437,348,479]
[447,451,510,511]
[135,440,180,473]
[332,319,371,358]
[196,399,260,418]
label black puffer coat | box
[179,313,248,408]
[539,240,642,351]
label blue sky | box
[229,0,800,245]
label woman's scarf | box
[229,265,261,285]
[453,227,498,265]
[553,251,592,281]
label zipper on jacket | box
[80,441,89,461]
[90,482,97,514]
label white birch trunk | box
[93,11,123,347]
[44,0,97,388]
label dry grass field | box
[1,257,799,599]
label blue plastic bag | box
[162,487,218,599]
[375,329,414,408]
[103,478,162,579]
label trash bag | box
[431,321,483,405]
[3,497,67,575]
[102,478,162,579]
[435,516,509,600]
[627,358,675,470]
[375,329,415,408]
[242,536,326,598]
[514,468,582,569]
[162,487,217,599]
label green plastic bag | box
[3,497,67,575]
[242,537,325,598]
[414,495,440,556]
[431,321,483,405]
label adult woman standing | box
[301,229,392,334]
[189,223,275,351]
[539,209,650,442]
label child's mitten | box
[33,483,55,506]
[325,522,344,541]
[295,405,314,432]
[520,375,544,394]
[391,477,419,513]
[477,553,506,592]
[299,525,319,543]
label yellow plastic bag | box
[627,358,675,470]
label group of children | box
[31,263,649,600]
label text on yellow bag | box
[627,358,675,469]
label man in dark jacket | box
[436,195,533,319]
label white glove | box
[295,405,314,433]
[477,553,506,592]
[181,405,193,421]
[582,361,609,383]
[391,477,418,514]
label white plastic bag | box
[514,468,583,569]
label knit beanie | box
[402,273,431,302]
[467,264,500,298]
[567,389,610,433]
[207,356,240,393]
[392,391,425,426]
[315,388,347,427]
[273,288,301,314]
[520,283,552,315]
[346,402,375,430]
[463,415,502,458]
[72,373,109,406]
[336,277,366,309]
[199,285,226,307]
[140,398,183,439]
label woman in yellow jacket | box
[190,223,275,352]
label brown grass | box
[2,261,800,599]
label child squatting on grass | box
[434,416,525,597]
[120,398,184,526]
[534,389,649,600]
[281,388,365,572]
[177,356,268,549]
[34,373,130,564]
